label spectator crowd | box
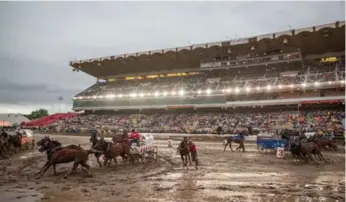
[49,109,344,137]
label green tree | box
[26,109,49,120]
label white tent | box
[0,113,29,125]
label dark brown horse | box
[36,137,85,175]
[315,139,338,151]
[112,136,143,164]
[35,137,93,179]
[223,136,245,152]
[102,140,135,167]
[177,141,191,169]
[90,137,110,167]
[290,139,327,165]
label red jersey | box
[130,132,140,140]
[189,143,197,153]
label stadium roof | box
[70,21,345,79]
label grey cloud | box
[0,1,344,112]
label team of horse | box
[34,135,150,179]
[222,131,339,165]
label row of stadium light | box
[73,80,345,100]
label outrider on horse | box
[223,131,246,152]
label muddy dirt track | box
[0,134,344,202]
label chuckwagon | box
[130,134,158,160]
[256,136,287,153]
[8,129,36,149]
[19,129,36,149]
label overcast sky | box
[0,1,344,114]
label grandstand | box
[64,21,345,134]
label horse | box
[35,137,93,179]
[314,139,338,151]
[289,137,327,165]
[99,138,135,167]
[6,132,22,153]
[177,141,191,169]
[280,129,301,141]
[0,135,9,158]
[112,136,140,163]
[89,136,106,167]
[223,136,245,152]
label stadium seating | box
[75,62,344,98]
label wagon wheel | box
[257,144,266,153]
[153,146,158,160]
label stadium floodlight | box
[235,87,240,93]
[256,86,260,91]
[341,80,345,84]
[266,85,271,90]
[289,84,294,88]
[154,91,159,97]
[314,81,319,86]
[278,85,282,89]
[245,87,251,92]
[221,89,225,93]
[139,92,144,97]
[301,83,306,88]
[99,96,104,99]
[133,93,138,98]
[179,89,185,96]
[206,89,211,95]
[226,88,231,93]
[107,94,115,99]
[328,81,332,84]
[92,96,97,99]
[147,92,151,96]
[171,91,176,96]
[197,90,202,94]
[163,91,168,96]
[78,96,83,99]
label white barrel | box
[277,147,285,158]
